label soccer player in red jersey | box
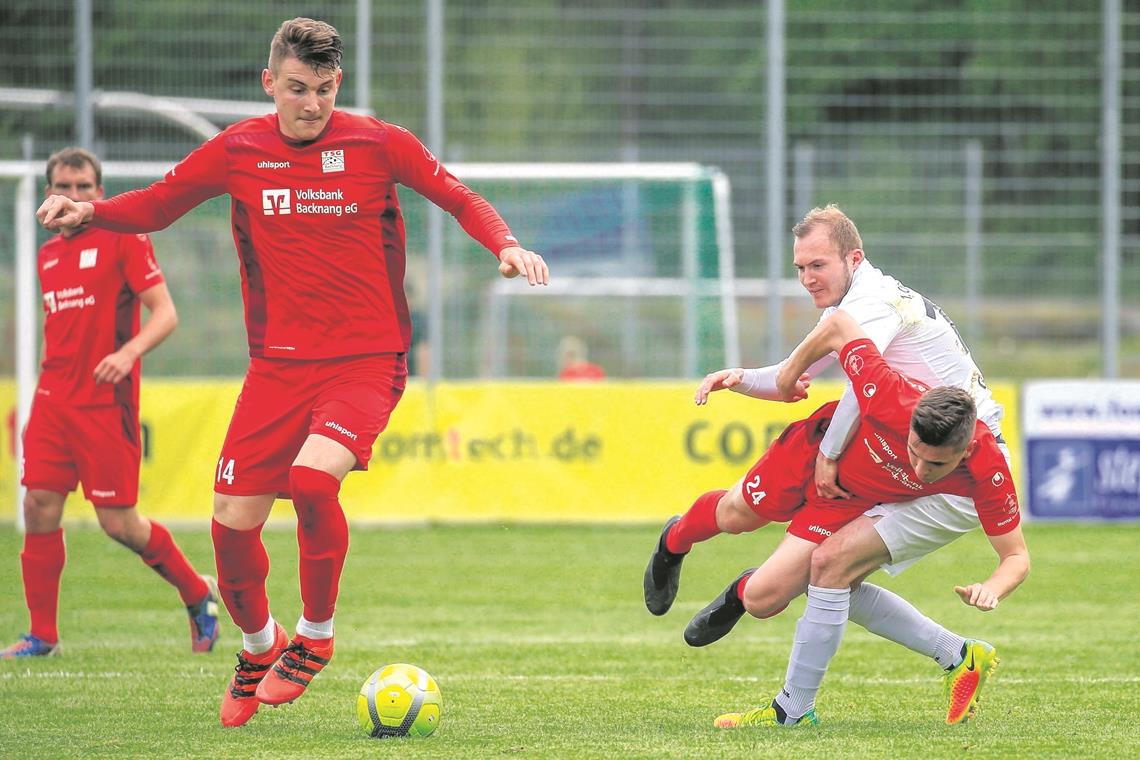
[38,18,548,726]
[2,148,219,660]
[690,310,1030,727]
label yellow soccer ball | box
[357,663,442,739]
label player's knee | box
[809,540,850,587]
[22,491,63,531]
[741,585,790,619]
[716,494,761,535]
[289,466,340,503]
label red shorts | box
[740,400,839,524]
[21,395,141,507]
[215,353,407,497]
[787,498,868,544]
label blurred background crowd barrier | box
[1,0,1137,382]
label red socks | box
[290,466,348,623]
[139,520,209,605]
[665,489,727,554]
[22,529,65,643]
[212,519,271,634]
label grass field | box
[1,519,1137,759]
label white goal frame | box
[3,160,741,527]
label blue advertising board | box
[1027,438,1140,518]
[1023,381,1140,520]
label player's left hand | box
[694,368,743,405]
[93,348,138,384]
[498,245,549,286]
[954,583,999,611]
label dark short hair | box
[792,203,863,259]
[911,386,977,451]
[269,17,343,75]
[45,147,102,187]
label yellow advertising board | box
[0,379,1021,523]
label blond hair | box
[792,204,863,258]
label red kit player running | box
[3,147,218,660]
[38,18,549,727]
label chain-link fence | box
[1,0,1136,379]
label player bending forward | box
[649,311,1028,726]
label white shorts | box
[867,441,1010,575]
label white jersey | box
[816,259,1003,458]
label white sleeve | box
[730,354,836,401]
[837,299,903,353]
[818,385,861,460]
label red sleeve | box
[384,125,518,257]
[837,338,928,421]
[92,134,228,233]
[967,433,1022,536]
[119,233,165,295]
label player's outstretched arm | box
[954,524,1030,611]
[37,195,94,232]
[694,366,811,405]
[93,282,178,385]
[776,309,866,398]
[497,245,549,286]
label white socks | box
[296,614,334,640]
[243,616,278,655]
[848,583,966,670]
[776,585,850,721]
[242,614,334,653]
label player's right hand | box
[497,245,549,286]
[814,452,852,499]
[36,195,93,231]
[954,583,999,611]
[694,368,743,405]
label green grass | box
[1,520,1137,759]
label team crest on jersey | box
[321,149,345,173]
[79,248,98,269]
[862,383,877,398]
[262,188,292,215]
[991,472,1005,487]
[844,353,864,376]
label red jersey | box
[36,227,164,408]
[824,338,1021,536]
[89,111,518,360]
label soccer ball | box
[357,663,442,739]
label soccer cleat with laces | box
[0,633,60,659]
[187,575,221,653]
[944,639,999,725]
[255,633,335,706]
[643,516,685,615]
[219,622,288,727]
[683,567,755,646]
[714,702,819,729]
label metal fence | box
[1,0,1136,380]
